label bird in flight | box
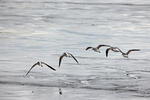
[106,47,140,58]
[106,47,120,57]
[59,52,79,67]
[25,61,56,76]
[86,44,111,53]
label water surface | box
[0,0,150,100]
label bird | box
[25,61,56,76]
[106,47,120,57]
[86,44,111,53]
[106,47,140,58]
[59,52,79,67]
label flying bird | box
[106,47,140,58]
[118,48,140,58]
[59,52,79,67]
[86,44,111,53]
[106,47,120,57]
[25,61,56,76]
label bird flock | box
[25,44,140,76]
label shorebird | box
[106,47,120,57]
[106,47,140,58]
[25,61,56,76]
[59,52,79,67]
[86,44,111,53]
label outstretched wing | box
[68,53,79,64]
[106,48,112,57]
[97,45,111,49]
[113,47,123,54]
[59,54,65,67]
[41,62,56,71]
[127,49,140,55]
[25,62,38,76]
[86,47,93,50]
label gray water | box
[0,0,150,100]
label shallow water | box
[0,0,150,100]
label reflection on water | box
[0,0,150,100]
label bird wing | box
[126,49,140,55]
[41,62,56,71]
[68,53,79,63]
[86,47,93,50]
[97,45,111,49]
[25,62,38,76]
[59,54,65,67]
[114,47,124,54]
[106,48,112,57]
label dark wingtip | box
[106,54,108,57]
[58,62,61,67]
[76,61,79,64]
[106,48,109,57]
[51,66,56,71]
[25,72,29,76]
[58,62,61,68]
[49,66,56,71]
[85,47,91,50]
